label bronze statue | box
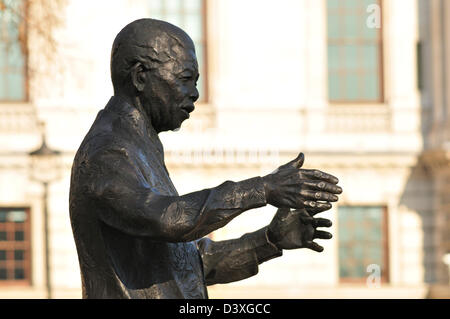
[69,19,342,299]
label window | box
[338,206,388,283]
[0,0,27,101]
[0,208,31,285]
[327,0,383,102]
[148,0,207,102]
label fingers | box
[300,190,339,202]
[305,241,324,252]
[306,202,332,215]
[302,169,339,184]
[302,180,342,194]
[314,230,333,239]
[312,217,332,228]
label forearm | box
[96,176,267,242]
[196,226,282,286]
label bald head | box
[110,18,195,94]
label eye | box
[179,71,193,82]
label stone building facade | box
[0,0,448,298]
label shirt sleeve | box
[80,147,268,242]
[195,226,282,285]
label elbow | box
[158,220,202,242]
[158,202,205,242]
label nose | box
[190,86,199,102]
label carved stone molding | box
[0,104,39,133]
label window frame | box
[0,207,32,286]
[337,205,390,284]
[326,0,384,104]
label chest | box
[130,138,178,197]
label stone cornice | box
[0,149,425,170]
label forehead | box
[170,43,198,72]
[152,30,198,71]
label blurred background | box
[0,0,449,299]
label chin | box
[172,118,188,131]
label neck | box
[114,93,159,134]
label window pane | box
[14,250,24,261]
[14,268,24,280]
[328,72,341,101]
[0,0,26,101]
[364,72,379,100]
[328,0,340,10]
[0,44,5,69]
[148,0,162,12]
[0,268,7,280]
[185,13,202,41]
[165,14,182,27]
[328,45,340,70]
[7,210,27,223]
[327,14,340,40]
[7,43,24,68]
[166,0,181,12]
[327,0,382,102]
[14,231,24,241]
[338,206,386,280]
[8,71,25,101]
[343,14,359,39]
[343,45,358,70]
[361,44,378,69]
[185,0,201,12]
[344,73,359,100]
[0,208,30,285]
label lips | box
[181,104,195,113]
[180,104,195,118]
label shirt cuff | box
[237,176,267,208]
[249,226,283,264]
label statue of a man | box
[69,19,342,299]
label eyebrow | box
[178,67,198,75]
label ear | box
[130,62,146,92]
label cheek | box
[172,80,189,99]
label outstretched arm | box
[196,227,282,285]
[82,149,340,243]
[83,148,267,242]
[197,204,336,285]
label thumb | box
[288,152,304,169]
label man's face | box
[141,42,200,133]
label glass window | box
[0,0,27,101]
[327,0,383,102]
[0,208,31,285]
[338,206,388,282]
[148,0,207,101]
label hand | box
[267,206,333,252]
[262,152,342,210]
